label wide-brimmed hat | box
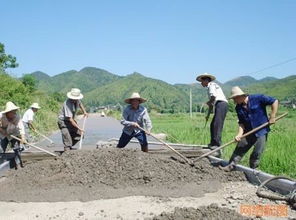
[229,86,247,99]
[67,88,84,100]
[1,101,20,114]
[196,73,216,82]
[31,103,41,109]
[124,92,147,104]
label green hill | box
[223,76,257,87]
[31,67,122,93]
[29,67,296,112]
[84,72,190,113]
[247,75,296,100]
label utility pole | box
[190,88,192,118]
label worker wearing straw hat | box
[0,102,26,168]
[58,88,88,151]
[220,86,278,171]
[196,73,228,157]
[117,92,152,152]
[22,103,41,142]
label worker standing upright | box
[196,73,228,157]
[22,103,41,143]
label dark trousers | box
[117,131,148,152]
[58,120,81,148]
[1,137,24,168]
[210,101,228,146]
[229,134,267,169]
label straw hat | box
[229,86,247,99]
[124,92,147,104]
[1,101,20,114]
[196,73,216,82]
[67,88,84,100]
[31,103,41,109]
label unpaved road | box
[1,114,295,219]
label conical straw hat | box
[229,86,247,99]
[1,101,20,114]
[124,92,147,104]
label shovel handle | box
[193,112,288,162]
[138,127,194,165]
[11,135,57,157]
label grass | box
[151,109,296,179]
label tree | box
[0,42,18,71]
[22,74,37,92]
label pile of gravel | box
[0,148,246,202]
[151,204,253,220]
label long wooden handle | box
[34,130,54,143]
[138,127,194,165]
[193,112,288,162]
[78,116,87,150]
[11,135,57,157]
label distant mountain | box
[28,67,295,112]
[223,76,257,87]
[258,76,278,83]
[84,72,190,113]
[31,71,50,81]
[30,67,122,93]
[174,83,207,104]
[248,75,296,100]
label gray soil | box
[0,148,246,202]
[150,204,253,220]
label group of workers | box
[0,72,279,171]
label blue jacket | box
[235,94,276,137]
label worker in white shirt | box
[22,103,41,142]
[196,73,228,157]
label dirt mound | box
[151,204,253,220]
[0,148,246,202]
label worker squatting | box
[0,72,278,171]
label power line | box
[247,57,296,76]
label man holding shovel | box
[22,102,41,143]
[58,88,88,151]
[220,86,278,171]
[0,102,26,168]
[117,92,152,152]
[196,73,228,158]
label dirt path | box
[1,115,295,219]
[0,181,294,219]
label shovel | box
[11,135,57,157]
[138,127,194,166]
[193,112,288,163]
[33,130,54,146]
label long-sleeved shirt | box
[0,113,25,140]
[121,105,152,135]
[235,94,276,137]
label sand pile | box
[151,204,252,220]
[0,148,246,202]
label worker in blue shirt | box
[220,86,278,171]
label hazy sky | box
[2,0,296,84]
